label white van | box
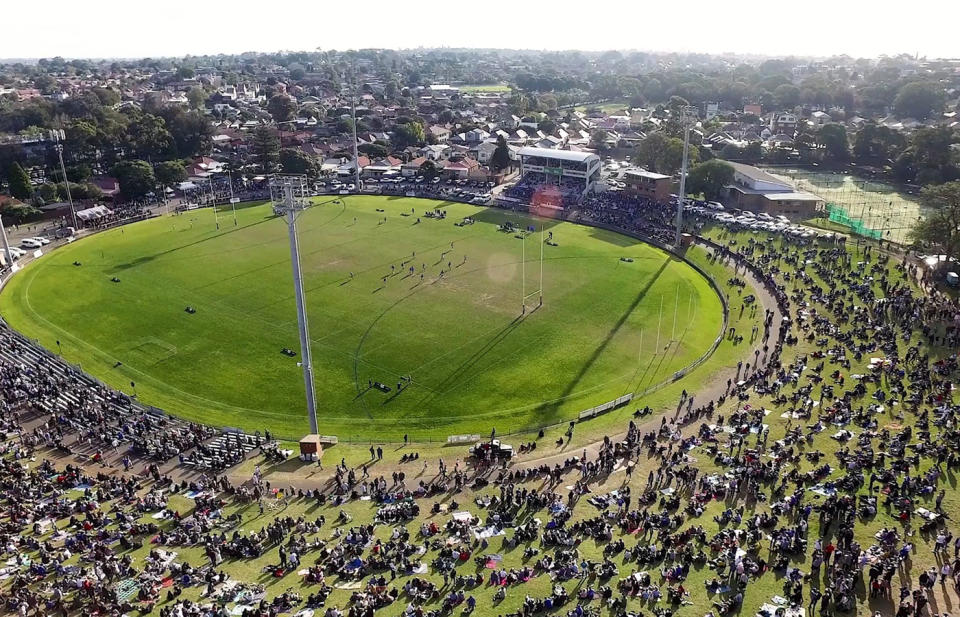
[21,238,42,249]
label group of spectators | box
[502,175,584,209]
[3,189,960,617]
[179,176,270,207]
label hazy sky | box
[5,0,958,60]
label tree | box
[491,135,512,172]
[392,122,425,150]
[817,123,849,162]
[279,148,316,176]
[893,82,945,120]
[590,130,610,151]
[0,202,42,225]
[635,133,669,171]
[186,86,208,110]
[155,160,187,188]
[358,143,389,158]
[384,80,399,100]
[773,84,800,110]
[657,136,698,175]
[251,125,280,173]
[743,142,763,163]
[895,127,960,184]
[162,109,213,157]
[420,160,439,179]
[853,123,906,164]
[720,143,744,160]
[127,113,173,160]
[112,160,156,199]
[538,119,557,134]
[335,117,354,134]
[910,182,960,265]
[686,160,734,200]
[6,162,32,200]
[37,183,58,203]
[267,93,297,124]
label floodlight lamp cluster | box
[269,174,310,211]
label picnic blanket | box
[811,485,837,497]
[115,578,140,602]
[473,525,505,540]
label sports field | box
[0,196,723,440]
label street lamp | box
[49,129,78,230]
[270,175,319,435]
[674,105,699,248]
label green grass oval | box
[0,196,723,440]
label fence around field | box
[761,167,926,245]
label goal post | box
[521,224,545,314]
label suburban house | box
[362,156,403,177]
[810,110,832,126]
[401,157,429,177]
[419,144,451,161]
[476,140,498,164]
[769,112,798,135]
[442,157,481,179]
[428,126,451,142]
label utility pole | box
[674,106,698,248]
[271,175,319,435]
[49,130,78,230]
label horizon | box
[5,0,959,62]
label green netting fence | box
[826,204,884,240]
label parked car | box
[21,238,42,249]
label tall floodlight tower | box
[49,130,78,230]
[270,175,319,435]
[0,213,13,271]
[351,75,361,190]
[674,105,699,248]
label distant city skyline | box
[5,0,959,61]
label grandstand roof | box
[517,147,599,163]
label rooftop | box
[728,162,791,188]
[516,147,598,163]
[762,192,823,202]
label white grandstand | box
[501,147,602,209]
